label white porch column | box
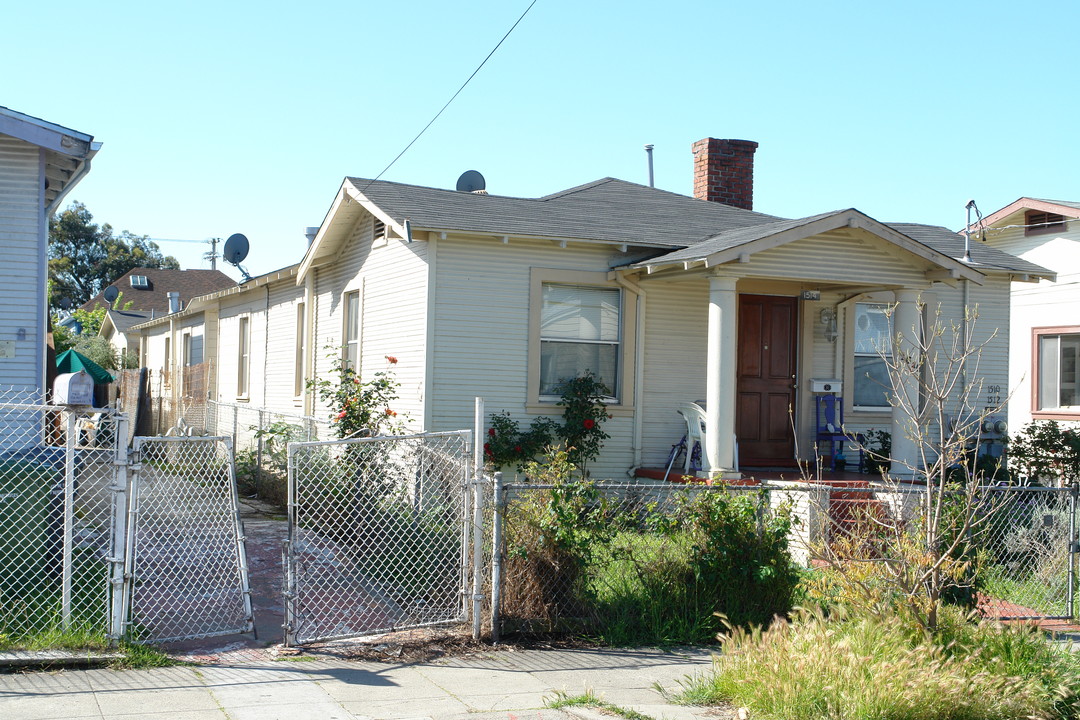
[890,289,922,479]
[706,273,739,477]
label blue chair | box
[815,395,862,471]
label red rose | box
[385,355,398,364]
[337,410,347,419]
[488,428,496,436]
[583,418,595,429]
[514,445,522,454]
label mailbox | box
[54,371,94,406]
[810,378,842,394]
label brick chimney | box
[692,138,758,210]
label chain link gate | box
[124,436,254,643]
[284,431,475,646]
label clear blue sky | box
[6,0,1077,279]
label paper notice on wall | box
[0,341,13,359]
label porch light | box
[821,307,838,343]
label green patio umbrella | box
[55,349,114,385]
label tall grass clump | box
[673,607,1080,720]
[593,488,800,645]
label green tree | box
[48,202,179,312]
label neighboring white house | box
[0,106,99,402]
[134,138,1052,480]
[973,198,1078,429]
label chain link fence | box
[206,401,330,506]
[0,388,125,644]
[978,485,1078,620]
[125,436,253,644]
[491,480,804,641]
[285,431,474,645]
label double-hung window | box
[237,316,251,398]
[853,302,892,410]
[539,283,620,399]
[294,302,307,398]
[1034,327,1080,416]
[343,290,360,370]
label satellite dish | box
[59,297,72,310]
[103,286,120,303]
[456,170,486,193]
[223,233,250,264]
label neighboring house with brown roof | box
[972,198,1077,429]
[132,137,1051,481]
[88,268,234,361]
[0,106,99,405]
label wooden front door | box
[736,294,798,466]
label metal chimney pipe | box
[644,144,655,187]
[304,226,320,245]
[167,291,181,314]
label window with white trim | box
[539,283,621,399]
[343,291,360,370]
[1035,327,1080,415]
[853,302,892,409]
[294,302,306,397]
[237,316,251,398]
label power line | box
[361,0,539,191]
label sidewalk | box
[0,646,721,720]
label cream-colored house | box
[136,138,1050,480]
[0,106,99,402]
[974,198,1077,429]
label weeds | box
[672,607,1080,720]
[545,690,657,720]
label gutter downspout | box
[304,273,315,416]
[613,271,646,476]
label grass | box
[983,567,1071,616]
[671,607,1080,720]
[545,690,657,720]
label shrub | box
[486,372,610,475]
[1008,420,1080,486]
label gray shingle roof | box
[887,223,1053,276]
[349,176,780,248]
[348,176,1050,276]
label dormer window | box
[130,275,149,288]
[1025,210,1067,236]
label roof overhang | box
[0,106,101,214]
[629,209,986,284]
[297,179,408,283]
[973,197,1080,231]
[130,265,299,331]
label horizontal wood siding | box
[219,294,270,405]
[264,281,305,410]
[985,224,1080,427]
[430,236,634,478]
[638,279,709,468]
[0,137,42,395]
[735,230,928,287]
[310,215,429,429]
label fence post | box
[1070,484,1078,620]
[256,408,265,496]
[61,411,78,630]
[471,398,485,640]
[490,471,504,643]
[283,442,298,647]
[108,413,131,643]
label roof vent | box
[167,292,181,314]
[303,226,320,245]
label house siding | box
[429,235,635,479]
[309,215,429,429]
[984,222,1080,428]
[0,136,43,399]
